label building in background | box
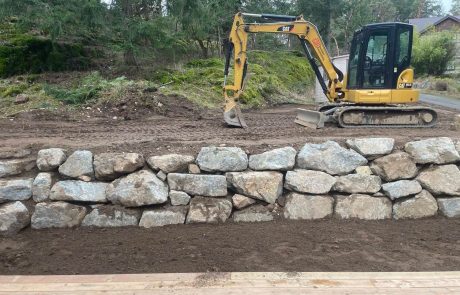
[409,15,460,73]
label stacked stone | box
[0,137,460,234]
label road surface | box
[420,93,460,111]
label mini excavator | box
[223,12,437,128]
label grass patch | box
[415,76,460,99]
[151,50,315,108]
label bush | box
[412,32,456,76]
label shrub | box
[412,31,456,76]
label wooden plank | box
[1,272,460,295]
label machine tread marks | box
[334,105,438,128]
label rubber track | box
[336,106,438,128]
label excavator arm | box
[223,12,344,128]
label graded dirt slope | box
[1,218,460,275]
[0,103,458,155]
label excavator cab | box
[346,23,416,103]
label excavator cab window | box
[347,23,414,90]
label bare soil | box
[1,218,460,275]
[0,98,458,156]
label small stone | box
[370,152,418,181]
[232,194,256,209]
[335,194,392,220]
[32,172,54,202]
[355,166,372,175]
[50,181,108,203]
[284,170,336,194]
[416,165,460,196]
[233,205,274,222]
[58,150,94,180]
[147,154,195,173]
[196,146,248,172]
[283,193,333,220]
[227,171,283,204]
[381,180,422,200]
[14,94,29,104]
[169,190,191,206]
[31,202,87,229]
[393,190,438,219]
[107,170,168,207]
[0,178,33,202]
[438,197,460,218]
[346,138,395,158]
[333,174,381,194]
[168,174,227,197]
[186,197,232,224]
[94,153,144,180]
[297,141,367,175]
[405,137,460,164]
[36,148,67,171]
[0,158,36,178]
[188,164,201,174]
[0,202,30,234]
[139,206,188,227]
[156,170,167,181]
[248,147,297,171]
[82,205,141,227]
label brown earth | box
[1,218,460,275]
[0,97,458,156]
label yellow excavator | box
[223,12,437,128]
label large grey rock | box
[416,165,460,196]
[227,172,283,204]
[381,180,422,200]
[169,190,191,206]
[139,206,188,227]
[233,205,274,222]
[196,146,248,172]
[335,194,392,220]
[436,197,460,218]
[283,193,333,220]
[0,158,36,178]
[370,152,418,181]
[0,148,31,159]
[0,202,30,234]
[168,174,227,197]
[285,170,336,194]
[31,202,87,229]
[0,178,33,202]
[94,153,144,180]
[147,154,195,173]
[249,147,296,171]
[333,174,381,194]
[82,205,141,227]
[438,198,460,218]
[393,190,438,219]
[297,141,367,175]
[32,172,54,202]
[186,197,232,224]
[36,148,67,171]
[50,181,108,203]
[58,150,94,180]
[346,138,395,158]
[107,170,168,207]
[232,194,256,209]
[405,137,460,164]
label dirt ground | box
[0,98,458,156]
[1,218,460,275]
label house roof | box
[409,15,460,33]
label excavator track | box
[334,105,438,128]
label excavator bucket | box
[295,108,327,129]
[224,105,248,128]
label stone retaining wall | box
[1,137,460,235]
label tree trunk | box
[197,39,208,58]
